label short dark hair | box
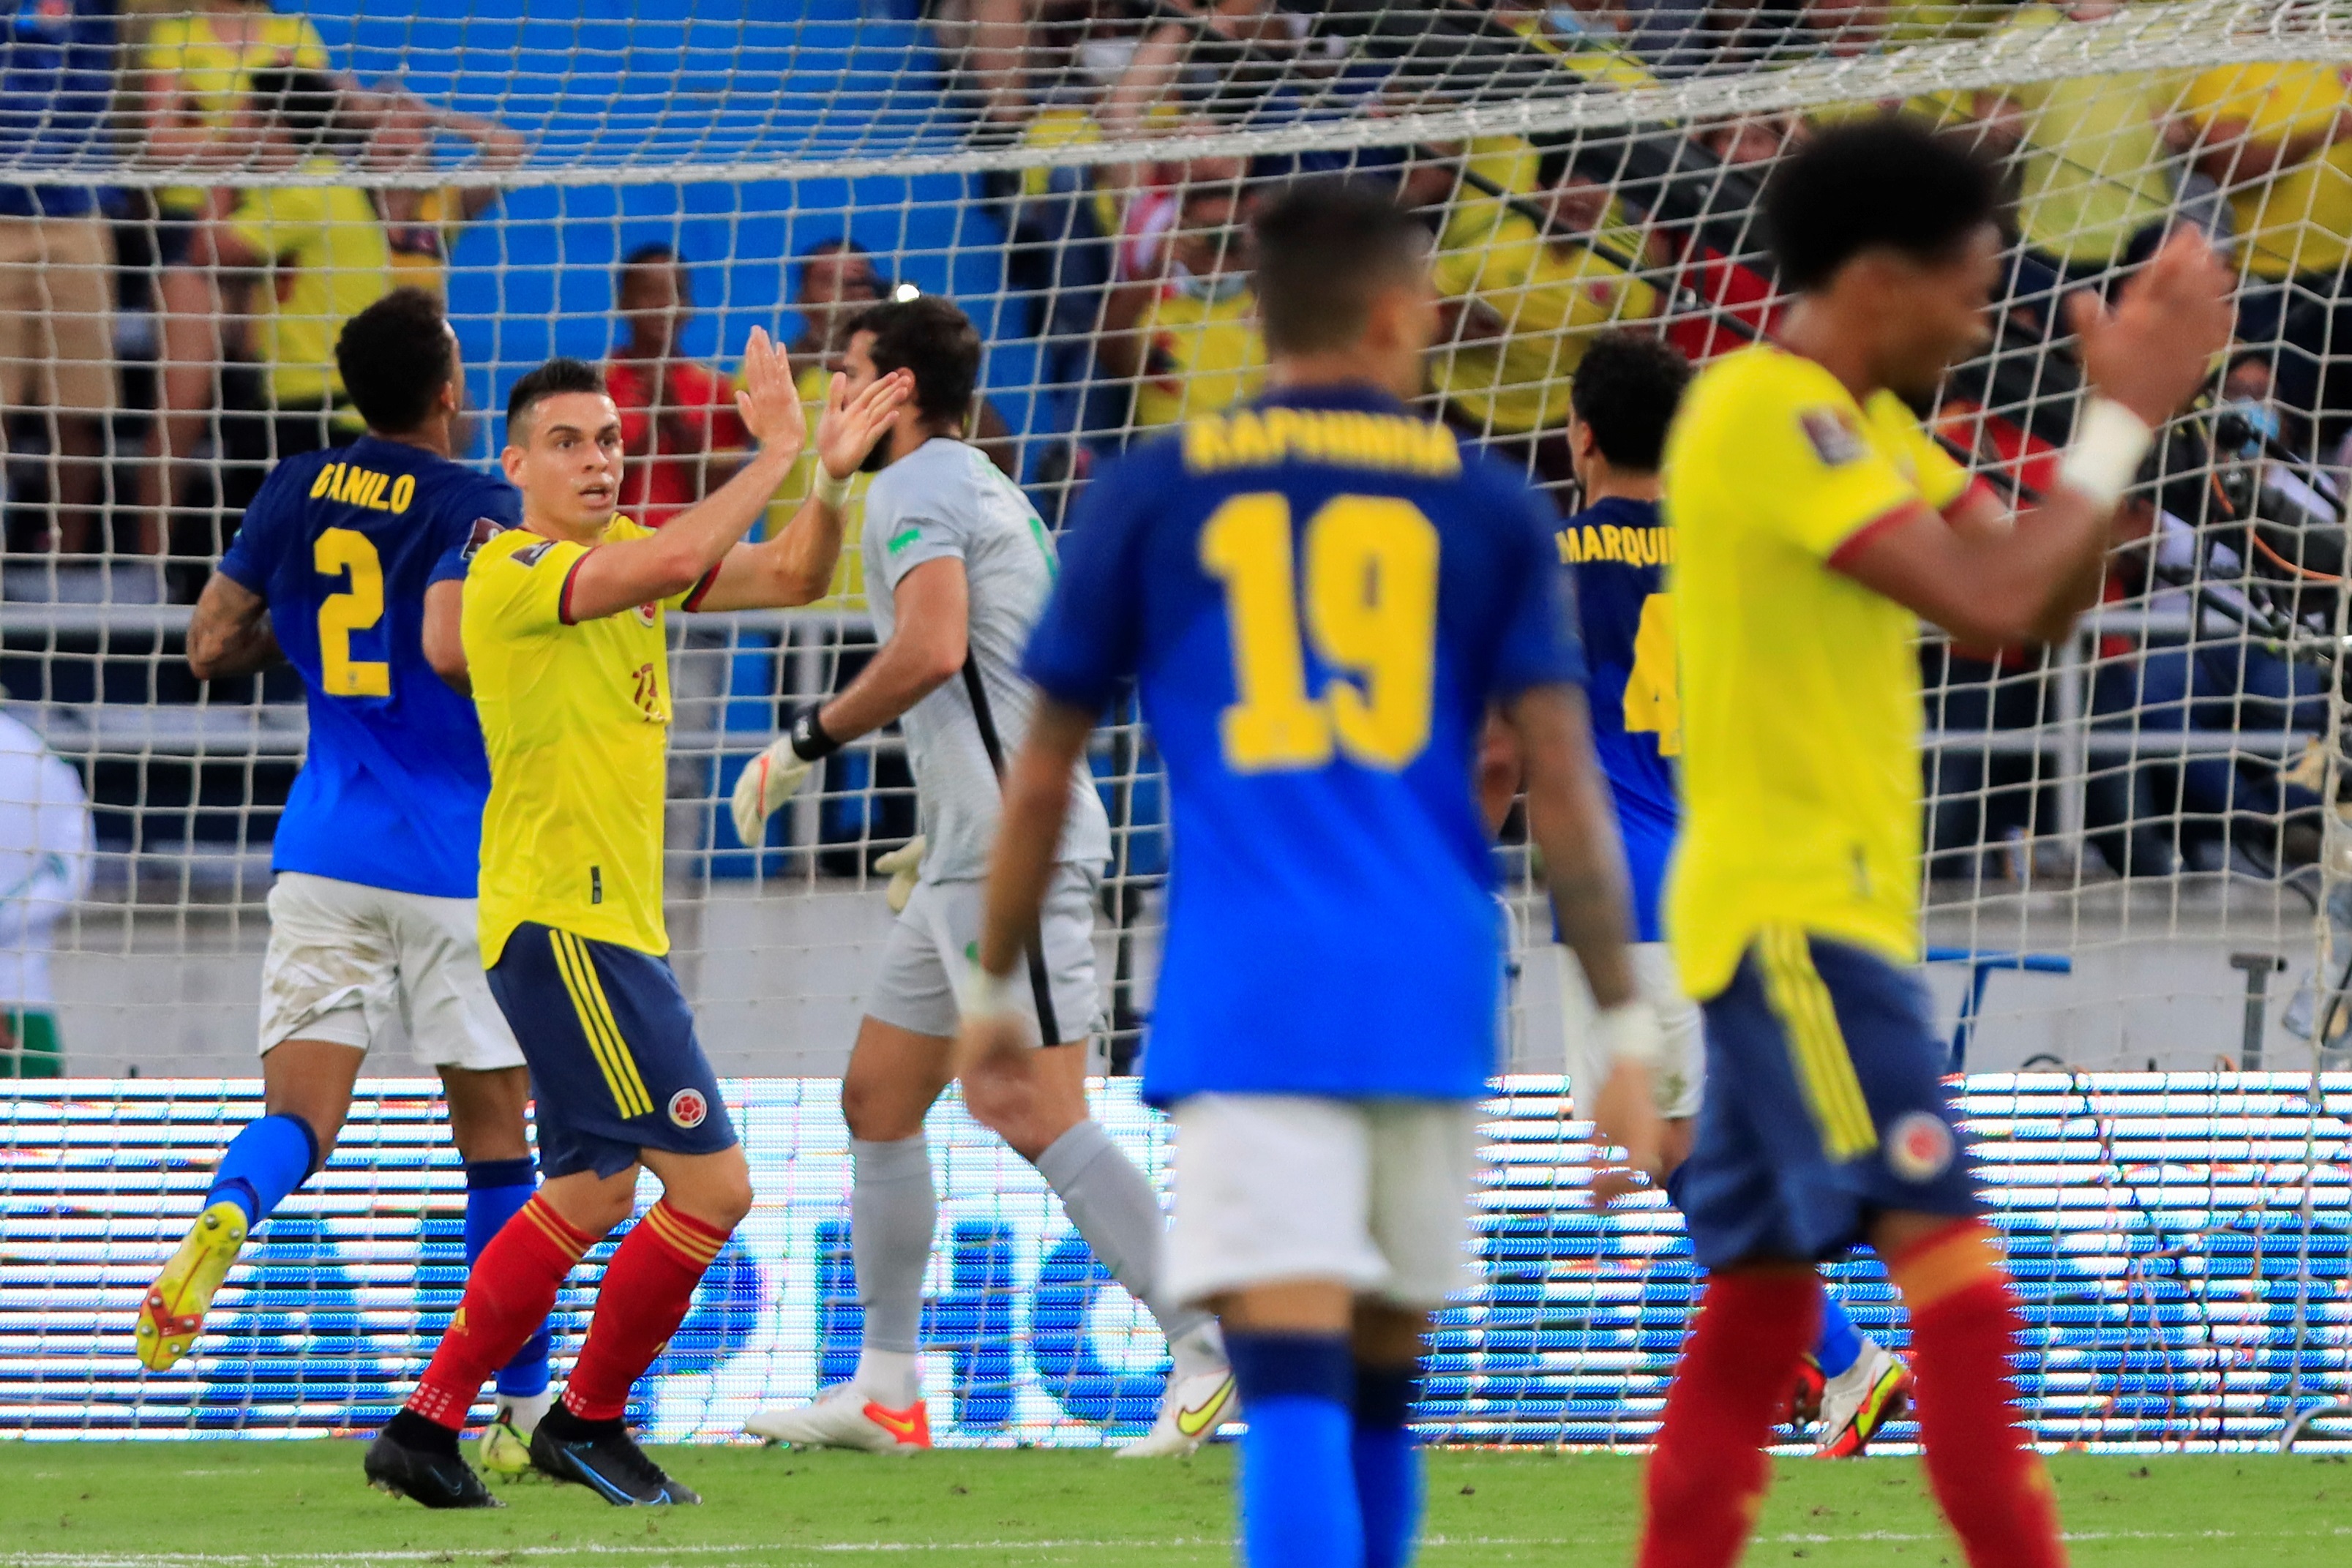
[847,296,981,424]
[1762,118,2001,292]
[246,67,348,158]
[1251,179,1428,356]
[1569,331,1692,473]
[618,241,680,298]
[506,357,608,443]
[334,288,455,435]
[800,235,870,271]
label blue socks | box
[205,1113,320,1228]
[466,1156,553,1398]
[1813,1291,1865,1380]
[1225,1330,1363,1568]
[1353,1364,1423,1568]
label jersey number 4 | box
[1201,492,1437,773]
[1625,591,1682,757]
[315,527,390,698]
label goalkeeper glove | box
[730,707,840,848]
[873,835,926,914]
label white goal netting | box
[0,0,2345,1455]
[0,0,2347,1083]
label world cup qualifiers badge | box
[1888,1110,1955,1182]
[668,1088,709,1129]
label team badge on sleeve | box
[460,517,506,560]
[1888,1110,1955,1182]
[1799,408,1865,468]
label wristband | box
[812,465,854,511]
[959,961,1022,1024]
[1593,999,1665,1070]
[788,705,842,762]
[2056,397,2154,509]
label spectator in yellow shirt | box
[768,239,889,604]
[1972,4,2192,327]
[1407,144,1660,509]
[135,0,335,554]
[1096,182,1266,437]
[201,70,394,462]
[362,84,527,299]
[2183,60,2352,444]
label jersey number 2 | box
[1625,591,1680,757]
[315,528,390,698]
[1200,492,1437,773]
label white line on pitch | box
[10,1528,2352,1567]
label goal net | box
[0,1,2345,1448]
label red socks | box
[1638,1268,1822,1568]
[407,1196,594,1429]
[1890,1223,2069,1568]
[561,1199,731,1422]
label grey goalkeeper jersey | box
[860,438,1112,884]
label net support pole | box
[2050,621,2090,879]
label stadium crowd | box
[0,0,2348,909]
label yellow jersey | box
[1431,209,1659,435]
[139,12,332,217]
[2184,61,2352,281]
[225,164,395,408]
[463,519,713,966]
[1663,345,1971,999]
[1131,283,1266,432]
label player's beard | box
[860,438,893,473]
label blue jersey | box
[219,437,521,899]
[1023,386,1584,1104]
[1561,495,1678,944]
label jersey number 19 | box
[1201,492,1437,774]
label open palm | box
[815,368,917,481]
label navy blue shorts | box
[1679,926,1980,1269]
[487,922,737,1180]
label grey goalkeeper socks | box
[850,1134,937,1378]
[1033,1119,1218,1355]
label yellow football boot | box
[135,1201,248,1371]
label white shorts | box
[1557,941,1705,1121]
[1164,1095,1484,1310]
[257,871,524,1070]
[863,865,1102,1043]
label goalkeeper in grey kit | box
[733,296,1235,1455]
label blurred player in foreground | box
[1641,121,2229,1568]
[365,337,912,1509]
[1542,330,1910,1455]
[959,181,1663,1568]
[148,291,558,1459]
[732,296,1235,1457]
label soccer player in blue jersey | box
[143,289,554,1463]
[959,181,1665,1568]
[1551,330,1909,1455]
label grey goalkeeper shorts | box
[863,864,1103,1045]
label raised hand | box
[734,326,809,459]
[814,367,916,483]
[2068,227,2235,429]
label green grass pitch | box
[0,1445,2345,1566]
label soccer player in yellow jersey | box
[1639,121,2230,1568]
[365,331,913,1509]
